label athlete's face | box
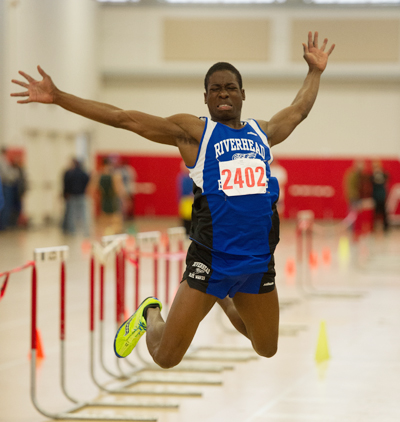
[204,70,245,125]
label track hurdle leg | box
[31,246,160,420]
[101,235,139,374]
[95,235,136,377]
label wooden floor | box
[1,217,400,422]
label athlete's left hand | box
[302,31,335,73]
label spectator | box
[62,158,91,237]
[359,160,373,201]
[0,148,18,230]
[344,159,364,213]
[0,174,4,212]
[9,156,27,227]
[371,160,389,232]
[116,158,137,221]
[89,157,127,236]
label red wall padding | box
[97,154,183,216]
[96,154,400,219]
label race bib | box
[218,158,268,197]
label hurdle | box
[296,210,365,299]
[31,245,160,421]
[89,233,207,398]
[95,235,133,379]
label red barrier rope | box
[0,261,35,302]
[121,248,138,267]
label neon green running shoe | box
[114,296,162,358]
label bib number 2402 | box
[218,158,268,197]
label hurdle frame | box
[31,245,161,421]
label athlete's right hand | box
[11,66,57,104]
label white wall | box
[97,6,400,159]
[3,0,99,225]
[2,1,400,224]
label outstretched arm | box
[10,66,202,149]
[262,31,335,147]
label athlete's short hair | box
[204,62,243,92]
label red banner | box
[96,154,400,220]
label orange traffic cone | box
[29,328,45,360]
[36,328,45,359]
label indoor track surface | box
[1,217,399,422]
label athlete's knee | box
[152,349,184,369]
[253,340,278,358]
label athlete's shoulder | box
[167,114,206,141]
[250,119,268,134]
[167,113,204,126]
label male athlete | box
[11,32,334,369]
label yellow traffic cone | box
[315,320,330,364]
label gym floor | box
[1,217,399,422]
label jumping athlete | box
[11,32,334,369]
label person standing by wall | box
[344,160,364,214]
[0,148,18,231]
[89,157,127,236]
[9,155,27,228]
[62,158,91,237]
[115,157,137,222]
[370,160,389,232]
[0,174,4,213]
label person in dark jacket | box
[371,160,389,232]
[62,158,90,236]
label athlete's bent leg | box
[145,280,218,369]
[232,288,279,358]
[217,297,249,338]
